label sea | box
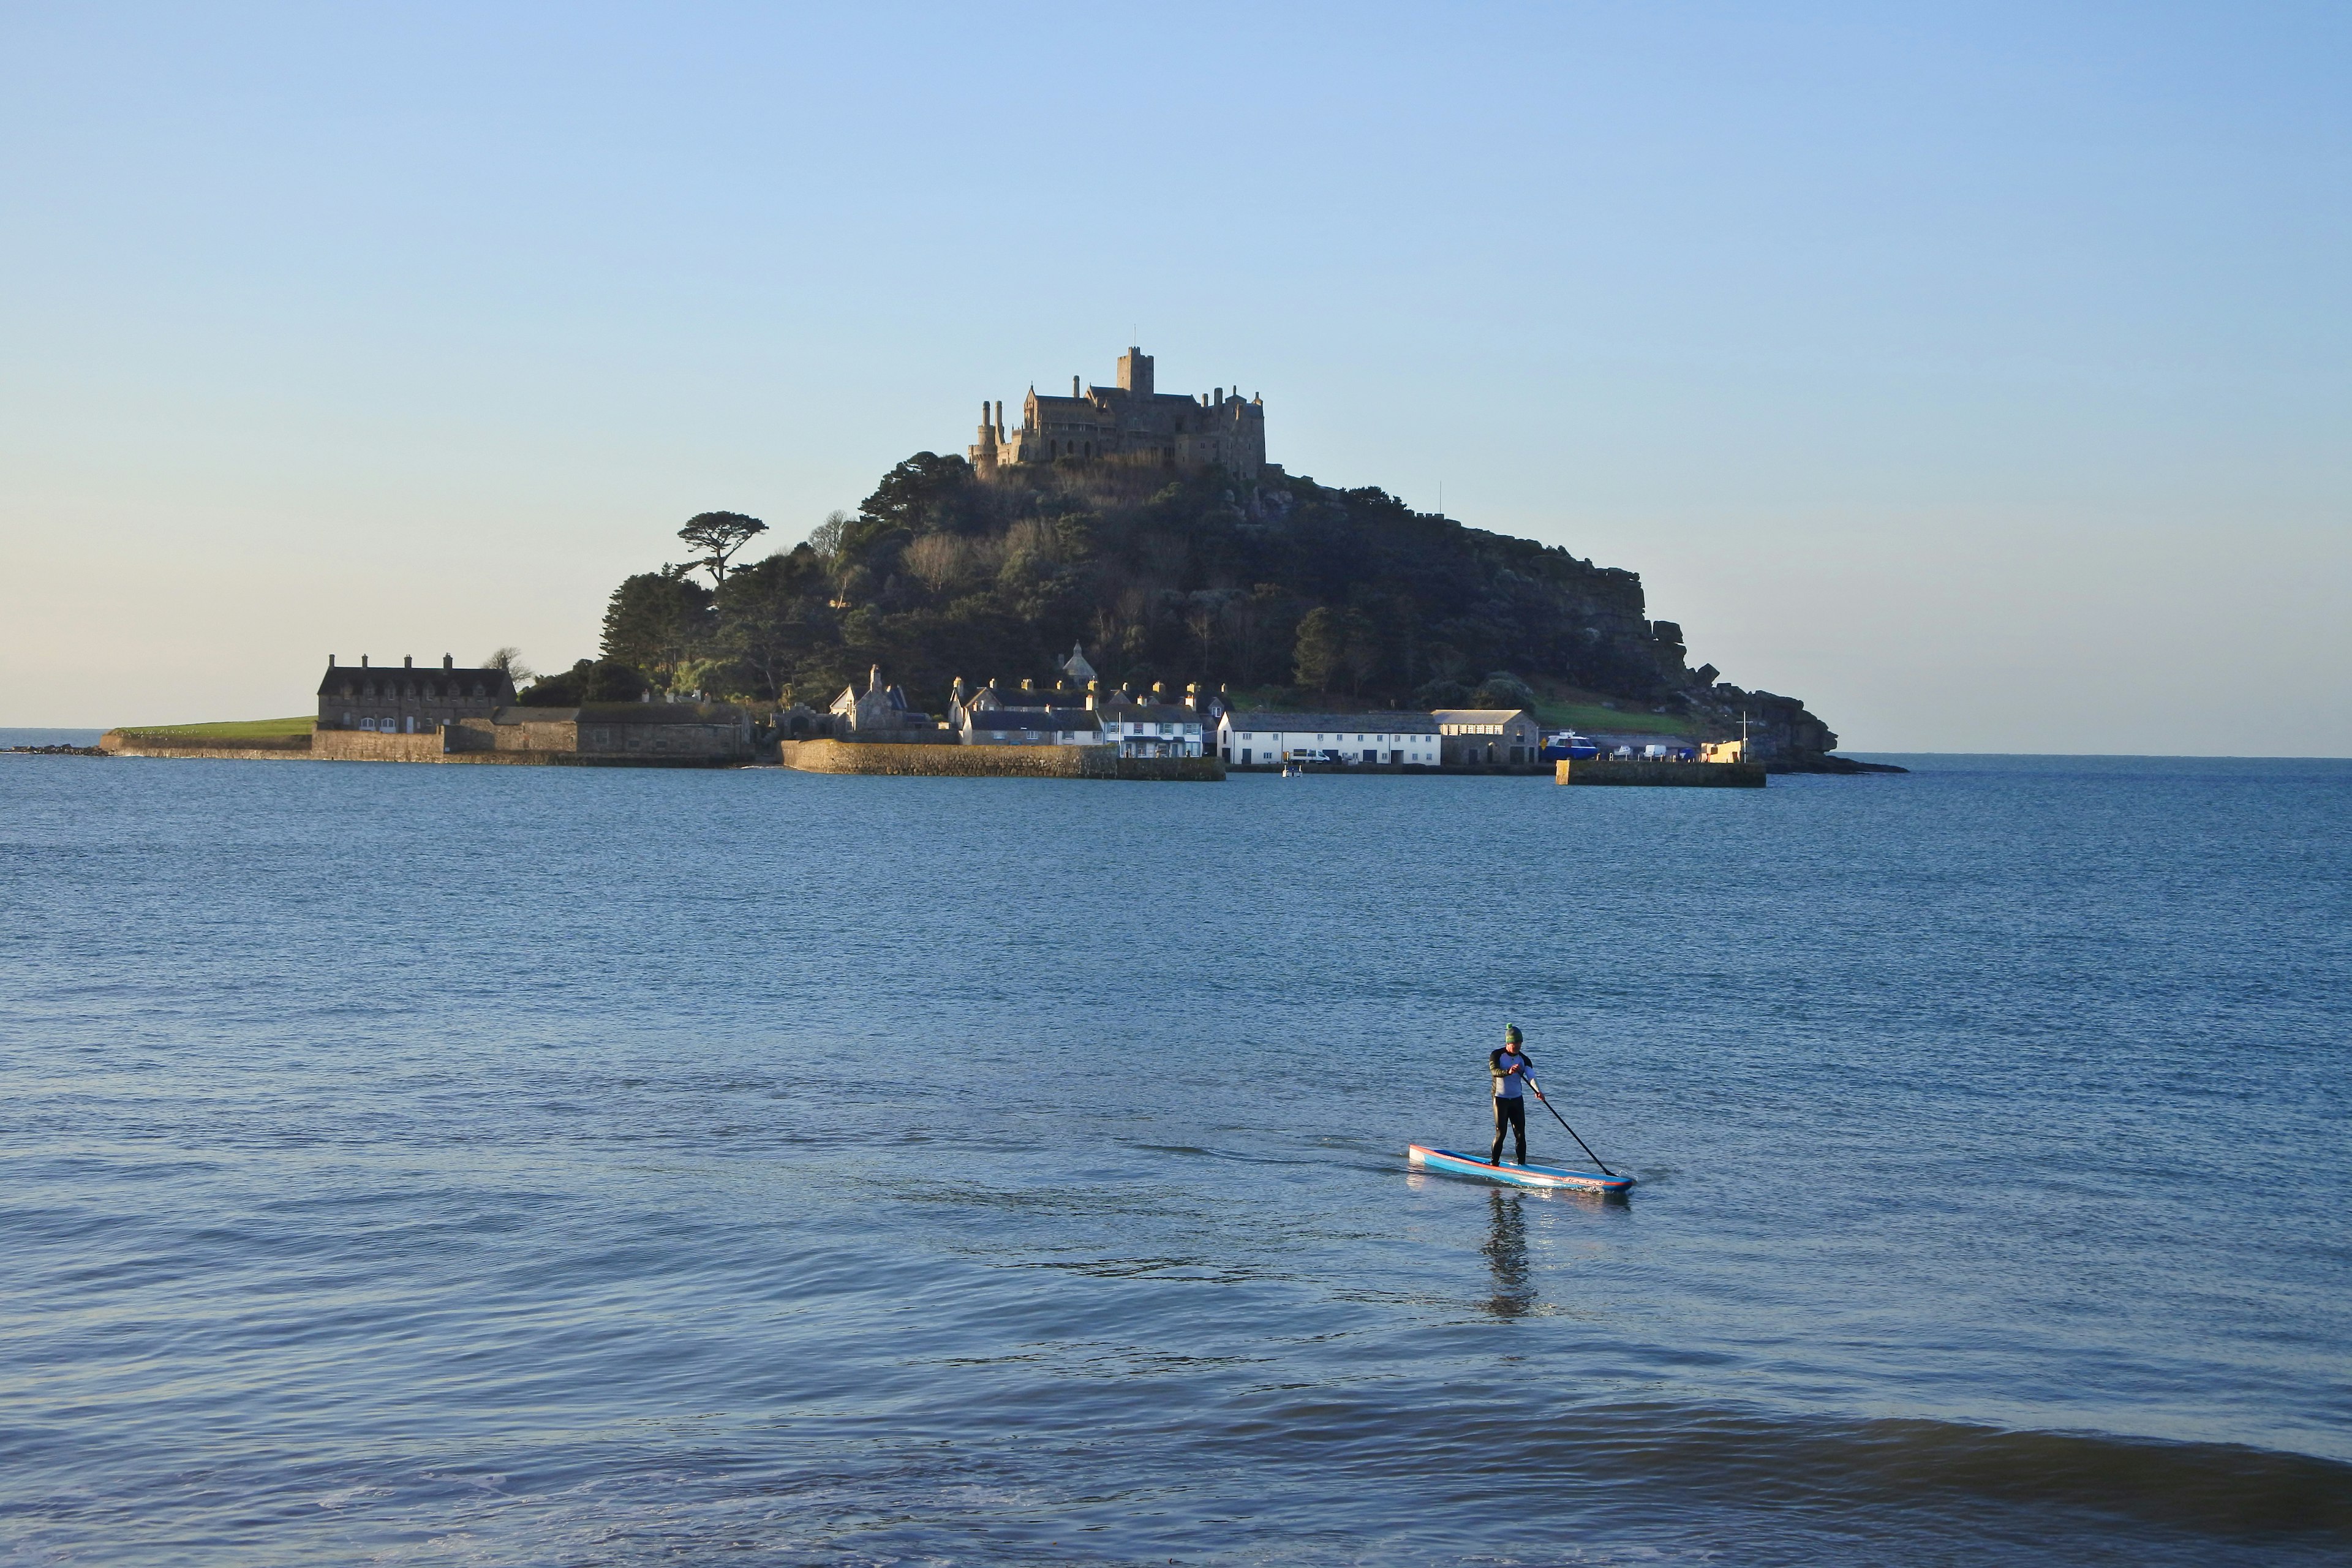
[3,739,2347,1567]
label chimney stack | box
[328,654,336,667]
[442,654,453,669]
[361,655,369,668]
[404,655,413,668]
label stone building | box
[317,654,514,734]
[968,347,1267,483]
[829,666,941,738]
[1433,708,1545,766]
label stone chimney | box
[404,655,413,668]
[442,654,453,669]
[361,655,369,668]
[869,664,882,693]
[328,654,336,667]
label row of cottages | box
[317,654,516,733]
[945,674,1210,756]
[1208,707,1544,766]
[1214,712,1442,767]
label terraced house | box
[317,655,514,734]
[1216,712,1441,767]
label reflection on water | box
[1480,1189,1536,1317]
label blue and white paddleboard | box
[1408,1143,1634,1193]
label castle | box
[968,347,1268,483]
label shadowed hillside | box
[536,453,1841,757]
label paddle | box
[1521,1075,1618,1178]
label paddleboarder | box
[1489,1025,1540,1165]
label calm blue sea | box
[2,748,2347,1566]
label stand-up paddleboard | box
[1408,1144,1633,1193]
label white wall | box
[1218,720,1441,765]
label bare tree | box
[482,646,534,684]
[805,510,850,562]
[903,533,970,594]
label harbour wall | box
[1556,758,1766,788]
[99,731,741,767]
[777,739,1223,782]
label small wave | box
[1208,1396,2352,1542]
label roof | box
[968,687,1090,710]
[317,665,511,697]
[1098,703,1204,723]
[1431,708,1536,724]
[965,709,1101,734]
[1221,712,1441,734]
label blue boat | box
[1408,1143,1634,1193]
[1538,732,1601,762]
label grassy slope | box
[114,716,317,740]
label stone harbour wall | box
[313,729,446,763]
[777,739,1222,782]
[1555,758,1766,788]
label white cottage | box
[1216,712,1441,766]
[1096,689,1206,757]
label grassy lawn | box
[115,716,317,741]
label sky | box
[2,2,2345,752]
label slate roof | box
[965,709,1101,735]
[1096,702,1205,724]
[1220,711,1441,734]
[1430,708,1537,725]
[317,665,510,698]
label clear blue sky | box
[3,2,2345,750]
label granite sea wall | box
[777,739,1222,782]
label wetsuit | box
[1490,1047,1532,1164]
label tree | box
[1338,609,1381,696]
[712,548,830,701]
[1294,606,1343,692]
[601,572,714,690]
[903,532,971,595]
[519,658,647,706]
[804,510,850,562]
[1473,671,1537,710]
[677,511,769,585]
[481,646,534,684]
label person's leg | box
[1509,1099,1528,1164]
[1490,1098,1508,1164]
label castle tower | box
[1117,347,1153,398]
[970,399,1001,476]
